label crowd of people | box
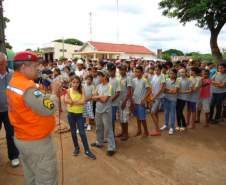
[0,51,226,184]
[36,57,226,156]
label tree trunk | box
[210,31,223,64]
[0,0,6,54]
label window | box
[60,49,67,52]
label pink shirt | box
[200,79,211,99]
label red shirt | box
[200,79,211,99]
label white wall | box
[53,42,82,59]
[115,53,157,60]
[81,44,95,52]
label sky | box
[3,0,226,53]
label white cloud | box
[3,0,226,53]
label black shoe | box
[91,142,102,148]
[106,150,116,156]
[73,148,80,156]
[85,151,96,160]
[210,119,218,124]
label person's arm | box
[111,79,121,102]
[192,78,202,92]
[153,83,165,100]
[92,85,111,103]
[23,80,62,116]
[141,87,151,105]
[167,86,178,94]
[212,80,226,88]
[64,90,73,106]
[111,91,120,102]
[179,79,192,94]
[97,95,110,103]
[72,92,85,105]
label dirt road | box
[0,113,226,185]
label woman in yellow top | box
[65,76,96,160]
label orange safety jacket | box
[6,72,55,141]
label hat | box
[107,62,116,71]
[77,59,83,64]
[14,51,38,62]
[97,69,110,78]
[118,64,127,71]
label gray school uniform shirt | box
[119,76,132,104]
[177,77,192,101]
[83,83,95,98]
[211,73,226,94]
[95,83,112,113]
[131,77,150,104]
[189,76,202,103]
[151,74,166,99]
[164,79,178,102]
[109,77,121,107]
[93,76,100,88]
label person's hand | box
[92,96,99,101]
[141,98,146,106]
[68,99,73,106]
[121,101,126,110]
[51,80,62,96]
[130,100,135,112]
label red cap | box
[13,51,39,62]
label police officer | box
[6,51,61,185]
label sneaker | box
[91,142,102,148]
[11,158,20,168]
[175,127,180,131]
[180,127,186,131]
[84,124,88,129]
[168,128,174,135]
[85,151,96,160]
[160,125,168,131]
[87,125,92,131]
[73,148,80,156]
[106,150,116,156]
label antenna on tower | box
[89,12,93,41]
[116,0,119,43]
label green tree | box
[163,49,184,56]
[54,38,83,46]
[162,52,171,61]
[159,0,226,63]
[5,42,12,49]
[3,17,12,49]
[186,52,214,62]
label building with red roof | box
[76,41,156,60]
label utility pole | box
[62,37,65,58]
[0,0,6,54]
[89,12,93,41]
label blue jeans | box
[112,106,118,133]
[210,93,225,121]
[0,111,19,160]
[164,99,176,129]
[67,112,90,152]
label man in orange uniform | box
[6,51,61,185]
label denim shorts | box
[197,98,210,113]
[187,101,196,112]
[151,98,163,114]
[134,104,146,121]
